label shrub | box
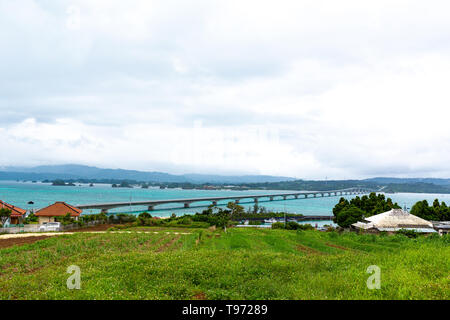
[181,217,193,225]
[24,212,39,224]
[286,221,301,230]
[138,212,152,219]
[272,222,285,229]
[297,223,314,231]
[107,224,129,231]
[136,217,164,227]
[109,214,137,224]
[396,229,419,238]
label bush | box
[136,217,164,227]
[138,212,152,219]
[396,229,419,238]
[181,217,193,225]
[108,214,137,224]
[107,224,129,231]
[272,222,285,229]
[297,223,315,231]
[24,212,39,224]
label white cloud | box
[1,1,450,178]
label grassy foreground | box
[0,228,448,300]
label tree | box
[0,208,12,227]
[335,206,366,228]
[226,202,245,218]
[411,199,449,221]
[333,197,349,217]
[332,192,401,226]
[24,212,38,224]
[216,208,232,232]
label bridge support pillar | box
[295,195,298,199]
[212,201,217,206]
[184,203,190,208]
[101,208,108,214]
[254,198,258,203]
[314,194,317,198]
[270,196,274,201]
[148,206,155,211]
[235,199,240,204]
[283,196,287,200]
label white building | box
[351,209,436,234]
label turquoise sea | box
[1,181,450,218]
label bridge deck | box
[76,188,373,211]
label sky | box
[1,0,450,179]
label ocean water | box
[1,181,450,218]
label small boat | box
[264,218,277,224]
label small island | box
[112,181,133,188]
[51,180,76,187]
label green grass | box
[0,228,448,300]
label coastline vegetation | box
[38,178,450,194]
[110,203,305,230]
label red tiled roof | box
[0,200,26,217]
[35,202,82,217]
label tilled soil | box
[0,236,53,249]
[64,224,115,233]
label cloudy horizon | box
[2,1,450,179]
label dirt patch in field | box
[0,236,52,249]
[296,244,323,255]
[193,292,207,300]
[157,235,181,252]
[143,234,169,250]
[65,224,115,233]
[325,242,349,251]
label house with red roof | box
[0,200,27,225]
[35,202,83,224]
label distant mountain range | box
[364,177,450,186]
[0,164,297,184]
[1,165,450,194]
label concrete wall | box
[1,224,40,234]
[1,220,105,234]
[38,216,55,224]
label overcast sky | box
[1,0,450,179]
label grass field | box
[0,228,448,300]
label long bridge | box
[77,187,374,213]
